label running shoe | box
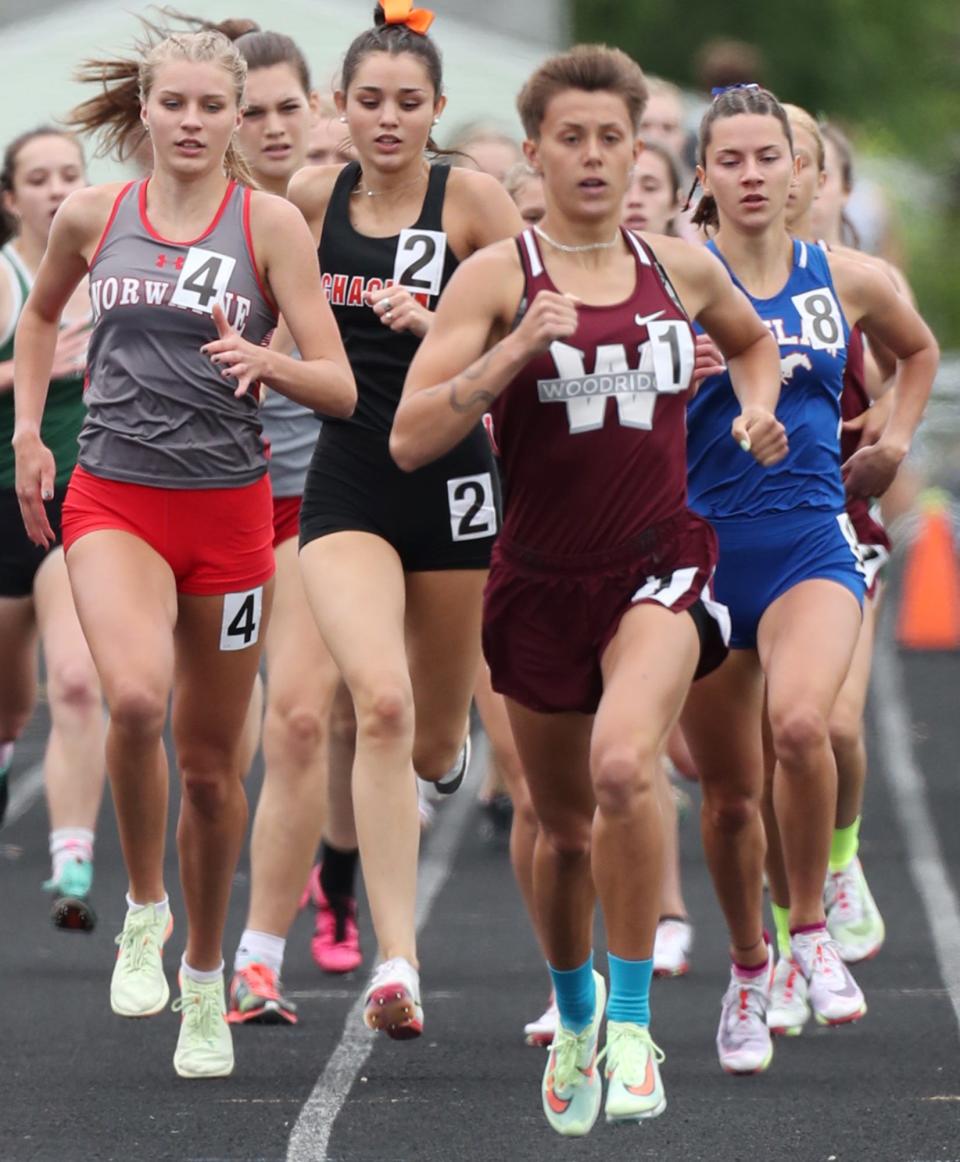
[716,952,774,1075]
[110,903,173,1018]
[417,779,436,831]
[44,858,97,932]
[477,792,513,845]
[227,962,298,1025]
[311,894,362,975]
[363,957,423,1040]
[541,972,606,1137]
[791,928,867,1027]
[767,957,810,1036]
[653,918,692,977]
[524,993,558,1047]
[431,735,471,796]
[173,974,234,1078]
[825,857,886,963]
[601,1022,666,1123]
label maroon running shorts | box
[483,509,730,715]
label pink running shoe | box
[307,870,363,974]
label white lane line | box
[286,736,484,1162]
[3,761,44,827]
[873,621,960,1034]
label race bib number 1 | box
[220,587,264,651]
[170,247,237,315]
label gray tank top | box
[261,373,319,498]
[80,179,277,488]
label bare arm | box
[203,194,356,417]
[390,242,579,472]
[831,254,939,497]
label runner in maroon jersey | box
[391,45,785,1136]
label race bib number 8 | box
[220,587,264,651]
[170,247,237,315]
[792,289,844,354]
[448,473,497,542]
[394,229,447,297]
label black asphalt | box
[3,609,960,1162]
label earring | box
[339,115,347,123]
[433,117,440,125]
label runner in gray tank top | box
[12,27,354,1082]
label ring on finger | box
[384,310,393,323]
[381,298,392,312]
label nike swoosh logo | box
[625,1056,656,1097]
[545,1071,572,1115]
[634,310,665,328]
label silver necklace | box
[534,224,621,253]
[352,167,428,198]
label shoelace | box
[827,868,863,923]
[597,1026,664,1082]
[722,978,766,1040]
[549,1024,596,1092]
[114,918,161,974]
[173,986,224,1043]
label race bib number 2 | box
[393,229,447,297]
[170,247,237,315]
[219,587,264,651]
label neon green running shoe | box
[110,904,173,1017]
[43,859,97,932]
[173,974,234,1079]
[601,1022,667,1123]
[540,972,606,1137]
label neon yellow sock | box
[771,902,792,959]
[829,816,861,873]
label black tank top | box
[319,161,459,436]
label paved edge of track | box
[874,606,960,1033]
[285,735,486,1162]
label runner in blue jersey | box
[680,85,937,1076]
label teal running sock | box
[829,816,861,873]
[606,953,653,1025]
[771,902,792,959]
[548,954,596,1033]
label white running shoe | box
[172,973,234,1079]
[524,993,558,1047]
[653,919,692,977]
[767,957,811,1036]
[791,928,867,1026]
[416,780,436,831]
[363,957,423,1040]
[825,857,885,963]
[541,972,606,1137]
[716,951,774,1075]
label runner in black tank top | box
[291,3,522,1044]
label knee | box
[179,747,237,816]
[703,790,760,835]
[354,680,413,744]
[591,743,656,818]
[828,705,862,757]
[266,699,325,758]
[539,815,592,863]
[108,683,167,739]
[47,659,101,718]
[770,704,830,767]
[413,725,466,781]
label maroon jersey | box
[841,325,891,549]
[490,228,696,558]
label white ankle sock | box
[49,828,94,880]
[126,892,169,915]
[181,956,224,985]
[235,929,285,975]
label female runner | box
[14,28,353,1078]
[682,85,937,1073]
[0,127,106,929]
[391,45,785,1135]
[291,0,522,1041]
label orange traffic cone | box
[896,489,960,650]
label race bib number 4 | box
[170,247,237,315]
[219,587,264,651]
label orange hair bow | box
[380,0,435,35]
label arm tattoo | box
[446,347,499,414]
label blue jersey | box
[687,239,849,521]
